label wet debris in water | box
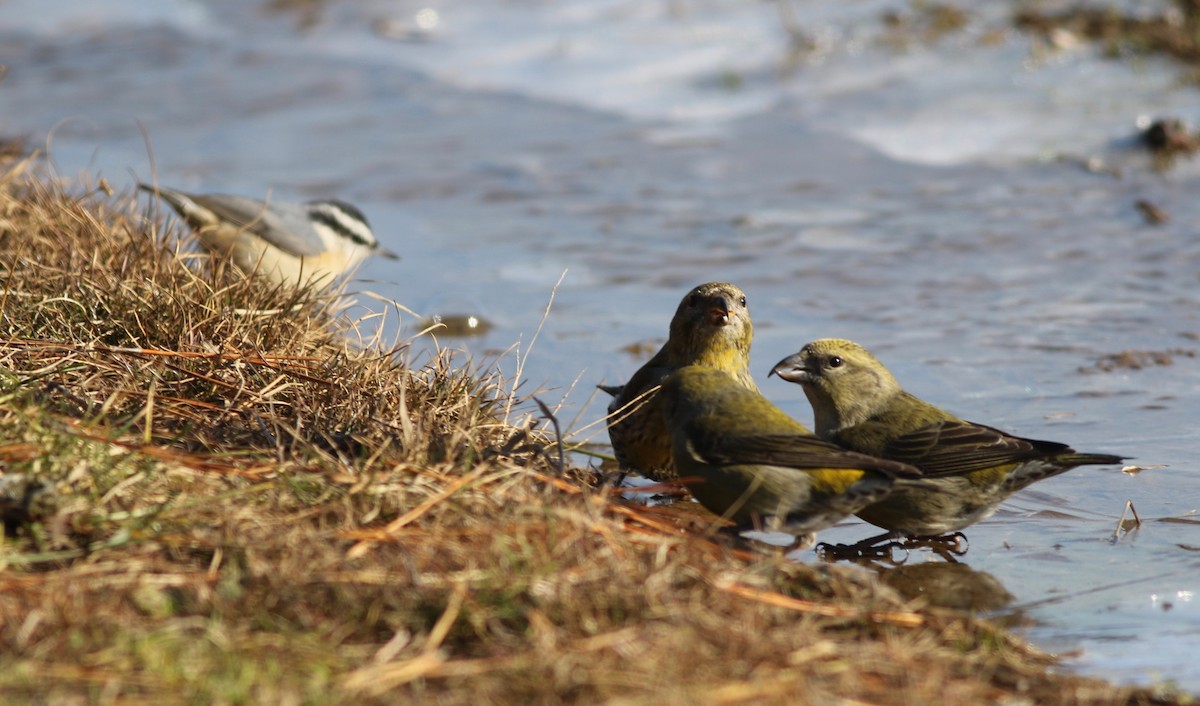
[1134,199,1170,225]
[1112,500,1141,541]
[1141,118,1198,153]
[880,2,970,48]
[1138,117,1200,169]
[1121,464,1167,475]
[1052,154,1122,178]
[264,0,328,30]
[418,313,493,337]
[1079,348,1195,373]
[619,339,663,359]
[374,7,442,42]
[1014,2,1200,67]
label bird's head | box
[770,338,901,431]
[666,282,753,371]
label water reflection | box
[419,313,494,337]
[875,559,1016,614]
[815,533,1016,613]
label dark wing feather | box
[880,420,1072,477]
[696,433,922,478]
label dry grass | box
[0,150,1188,705]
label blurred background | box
[2,0,1199,690]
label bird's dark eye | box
[827,356,843,368]
[739,295,747,307]
[688,294,701,307]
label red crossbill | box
[770,338,1125,552]
[606,282,756,481]
[659,365,925,549]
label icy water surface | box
[3,0,1200,690]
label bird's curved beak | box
[706,297,733,326]
[769,352,809,382]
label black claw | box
[903,532,970,555]
[815,539,909,564]
[891,532,970,562]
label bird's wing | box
[190,194,328,257]
[881,420,1072,477]
[606,351,670,416]
[697,433,921,478]
[142,184,328,258]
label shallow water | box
[3,0,1199,691]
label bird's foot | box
[903,532,969,558]
[815,538,909,564]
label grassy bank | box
[0,153,1185,704]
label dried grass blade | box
[347,465,493,559]
[716,581,923,628]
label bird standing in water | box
[659,365,925,549]
[770,338,1125,556]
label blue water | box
[3,0,1199,690]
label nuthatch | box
[140,183,397,287]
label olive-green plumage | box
[658,365,924,547]
[606,282,757,481]
[770,338,1125,539]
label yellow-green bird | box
[769,338,1125,549]
[605,282,756,481]
[659,365,925,549]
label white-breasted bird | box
[139,183,398,287]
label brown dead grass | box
[0,150,1188,705]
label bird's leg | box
[815,531,909,563]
